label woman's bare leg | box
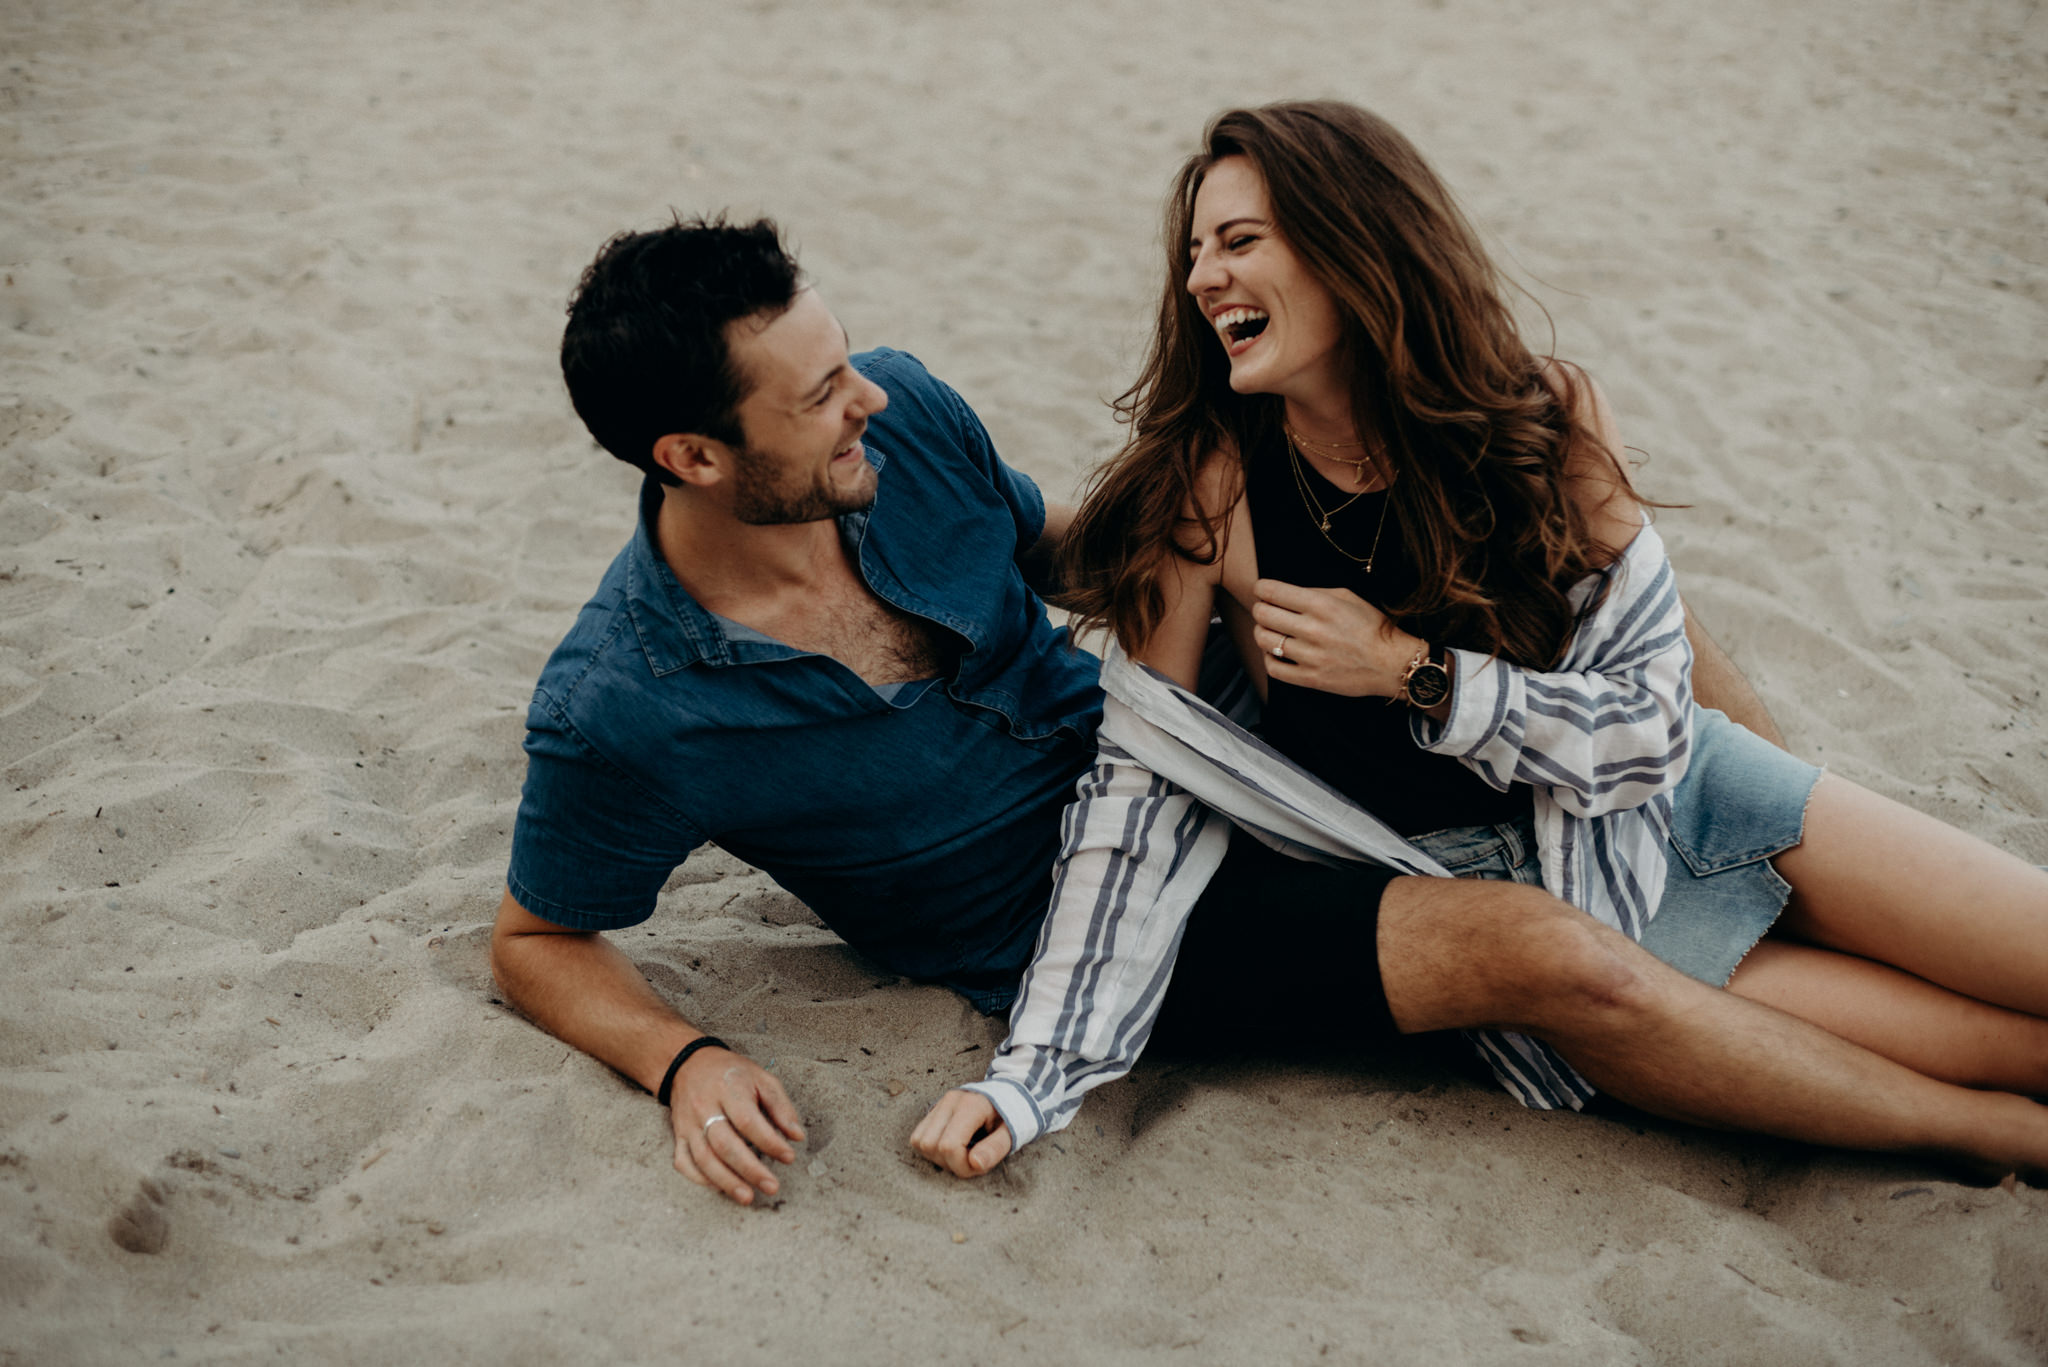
[1771,773,2048,1015]
[1728,939,2048,1094]
[1378,877,2048,1180]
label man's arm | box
[489,889,804,1205]
[1683,601,1787,750]
[1016,499,1077,606]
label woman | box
[911,101,2048,1179]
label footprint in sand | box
[107,1177,170,1255]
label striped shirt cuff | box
[961,1077,1046,1151]
[1415,648,1509,763]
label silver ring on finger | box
[1273,635,1288,660]
[702,1112,730,1137]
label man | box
[494,216,2036,1207]
[497,216,1100,1204]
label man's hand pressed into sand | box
[669,1049,806,1206]
[910,1088,1013,1178]
[488,890,805,1207]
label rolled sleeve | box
[1410,527,1693,818]
[505,691,705,930]
[961,1076,1049,1152]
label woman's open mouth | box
[1214,306,1270,358]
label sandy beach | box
[3,0,2045,1361]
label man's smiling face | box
[721,288,889,525]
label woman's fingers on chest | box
[1250,598,1305,634]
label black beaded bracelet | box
[654,1036,730,1107]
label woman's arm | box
[1421,369,1690,815]
[1132,541,1224,687]
[1415,534,1692,817]
[913,456,1250,1176]
[1246,367,1691,818]
[939,733,1232,1161]
[1130,453,1260,689]
[1247,546,1691,819]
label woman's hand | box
[1250,578,1421,698]
[910,1089,1013,1178]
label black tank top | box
[1245,435,1530,837]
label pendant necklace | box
[1284,423,1380,489]
[1285,428,1393,571]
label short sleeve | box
[949,393,1046,558]
[858,348,1046,557]
[504,689,705,930]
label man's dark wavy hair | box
[560,214,803,484]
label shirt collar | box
[622,477,737,674]
[620,476,882,675]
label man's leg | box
[1377,875,2048,1179]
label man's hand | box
[909,1089,1013,1178]
[668,1047,806,1205]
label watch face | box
[1405,661,1451,708]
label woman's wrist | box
[1376,630,1426,697]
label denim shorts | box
[1407,706,1822,988]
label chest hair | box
[757,577,948,687]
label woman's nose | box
[1186,247,1225,296]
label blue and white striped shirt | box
[966,522,1694,1150]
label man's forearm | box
[1018,499,1079,606]
[491,890,804,1204]
[490,896,703,1093]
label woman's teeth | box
[1215,307,1270,343]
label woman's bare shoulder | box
[1132,443,1246,686]
[1539,359,1644,560]
[1172,441,1247,568]
[1190,439,1245,516]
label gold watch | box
[1396,644,1451,709]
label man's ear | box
[650,432,730,489]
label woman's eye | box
[1228,235,1256,251]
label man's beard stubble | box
[728,443,876,527]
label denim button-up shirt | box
[506,349,1102,1009]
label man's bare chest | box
[752,583,947,688]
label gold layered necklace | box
[1284,427,1394,571]
[1283,423,1381,487]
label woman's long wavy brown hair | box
[1061,101,1641,668]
